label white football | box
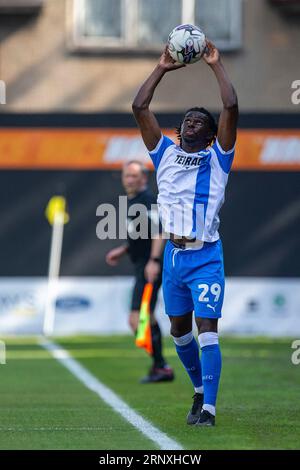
[168,24,206,64]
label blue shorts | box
[162,239,225,318]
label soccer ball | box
[167,24,206,64]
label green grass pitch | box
[1,335,299,450]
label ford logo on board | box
[55,296,91,311]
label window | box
[69,0,242,52]
[0,0,45,12]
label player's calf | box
[198,331,222,423]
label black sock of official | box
[151,322,166,369]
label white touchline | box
[39,338,183,451]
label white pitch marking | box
[39,338,183,450]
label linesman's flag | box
[135,283,153,355]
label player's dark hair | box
[176,107,218,147]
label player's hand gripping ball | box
[168,24,206,64]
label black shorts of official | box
[130,259,162,313]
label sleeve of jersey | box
[148,134,175,170]
[211,139,235,174]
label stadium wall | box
[0,113,299,336]
[0,0,299,112]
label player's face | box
[122,163,146,196]
[181,111,211,144]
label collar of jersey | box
[176,145,210,156]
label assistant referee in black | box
[106,160,174,383]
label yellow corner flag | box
[45,196,69,225]
[135,283,153,355]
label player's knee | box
[170,315,193,337]
[170,326,181,337]
[170,324,188,337]
[196,317,218,334]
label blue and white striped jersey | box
[149,134,235,242]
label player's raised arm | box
[132,46,185,151]
[203,40,238,151]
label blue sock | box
[200,343,222,407]
[173,333,202,389]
